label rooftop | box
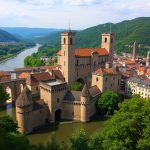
[57,48,108,57]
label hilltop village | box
[0,31,150,134]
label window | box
[77,72,78,77]
[77,59,79,65]
[57,98,59,103]
[96,77,99,82]
[64,61,65,66]
[105,37,107,43]
[111,38,113,43]
[64,38,66,44]
[70,37,73,45]
[64,51,65,56]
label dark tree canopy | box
[0,85,9,105]
[98,90,119,115]
[95,96,150,150]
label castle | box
[16,31,121,134]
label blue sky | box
[0,0,150,29]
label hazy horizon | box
[0,0,150,29]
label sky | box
[0,0,150,29]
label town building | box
[125,76,150,98]
[0,71,11,81]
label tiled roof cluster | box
[57,48,108,57]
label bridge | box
[0,79,26,102]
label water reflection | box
[0,104,108,145]
[6,103,13,117]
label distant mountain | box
[35,17,150,55]
[0,27,64,38]
[0,29,19,42]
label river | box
[0,43,40,71]
[0,104,108,145]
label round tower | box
[16,86,33,134]
[81,84,90,122]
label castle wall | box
[92,74,121,93]
[31,107,48,129]
[63,101,81,120]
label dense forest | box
[37,17,150,52]
[25,17,150,67]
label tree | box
[98,90,119,115]
[69,129,89,150]
[0,116,18,133]
[71,82,84,91]
[0,85,9,105]
[94,96,150,150]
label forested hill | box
[0,29,19,42]
[36,17,150,55]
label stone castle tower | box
[81,84,90,122]
[60,32,75,85]
[16,86,33,134]
[132,41,138,61]
[146,51,150,67]
[101,33,115,65]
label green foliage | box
[24,45,58,67]
[98,90,119,115]
[0,116,18,133]
[96,96,150,150]
[69,129,89,150]
[71,82,84,91]
[0,85,9,105]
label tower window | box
[64,38,66,44]
[111,38,113,43]
[64,51,65,56]
[96,77,99,82]
[105,37,107,43]
[64,61,65,66]
[70,37,73,45]
[57,98,59,103]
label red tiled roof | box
[57,48,108,57]
[137,67,147,72]
[19,72,30,79]
[0,71,10,77]
[94,67,119,76]
[26,72,53,86]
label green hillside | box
[36,17,150,56]
[0,29,19,42]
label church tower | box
[146,51,150,67]
[61,32,75,85]
[132,41,138,61]
[101,33,115,65]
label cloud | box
[17,0,103,6]
[0,0,150,28]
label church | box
[16,31,121,134]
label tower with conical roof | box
[146,51,150,67]
[80,84,90,122]
[16,86,33,134]
[132,41,138,61]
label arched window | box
[105,37,107,43]
[70,37,73,45]
[64,38,66,44]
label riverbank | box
[0,44,40,71]
[0,43,36,64]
